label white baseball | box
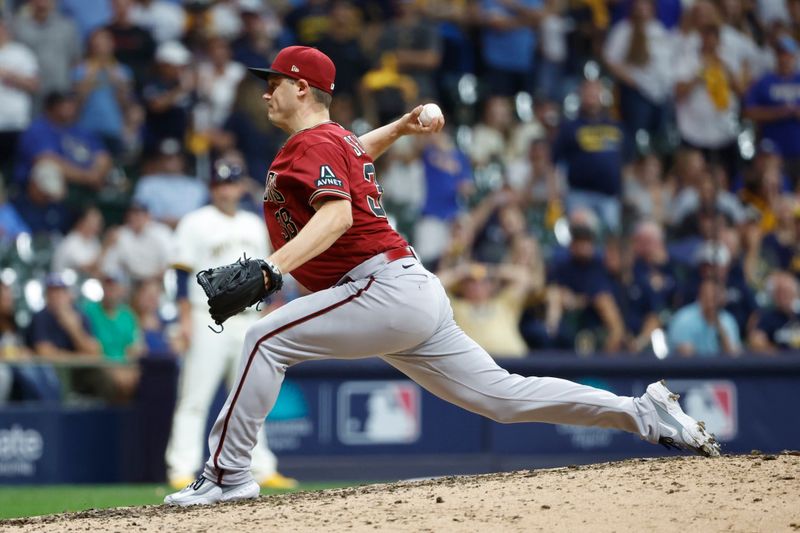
[418,103,443,127]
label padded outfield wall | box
[0,354,798,484]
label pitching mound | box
[3,453,799,532]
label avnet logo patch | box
[316,165,343,188]
[316,177,343,187]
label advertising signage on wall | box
[0,356,798,483]
[0,425,44,477]
[265,380,315,452]
[337,381,421,445]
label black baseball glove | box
[196,254,283,327]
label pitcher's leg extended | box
[383,320,660,442]
[202,275,441,486]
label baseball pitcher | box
[165,47,719,506]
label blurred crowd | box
[1,0,800,403]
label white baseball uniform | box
[165,205,278,483]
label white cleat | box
[646,380,721,458]
[164,475,260,506]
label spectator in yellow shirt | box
[438,262,532,358]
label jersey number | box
[275,207,298,241]
[363,163,386,218]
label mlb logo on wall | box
[337,381,421,445]
[666,380,737,441]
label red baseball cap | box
[248,46,336,94]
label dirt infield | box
[2,453,798,533]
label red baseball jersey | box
[262,122,409,291]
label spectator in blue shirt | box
[10,158,76,235]
[479,0,542,96]
[141,40,195,155]
[12,91,112,192]
[133,138,208,228]
[667,277,741,357]
[631,220,678,312]
[13,0,82,105]
[283,0,329,45]
[131,278,179,358]
[105,0,157,95]
[544,215,625,353]
[678,239,758,334]
[73,27,137,156]
[603,0,672,159]
[605,237,661,353]
[610,0,683,29]
[315,2,371,104]
[413,130,473,266]
[60,0,113,40]
[760,196,800,277]
[468,188,529,264]
[221,77,284,192]
[554,79,625,234]
[744,35,800,187]
[1,281,60,402]
[748,271,800,353]
[26,273,100,359]
[231,4,276,67]
[26,272,125,402]
[376,0,442,100]
[0,182,31,243]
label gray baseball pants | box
[203,253,660,485]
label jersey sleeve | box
[290,142,352,207]
[172,215,197,272]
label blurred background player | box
[164,158,296,490]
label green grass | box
[0,482,351,520]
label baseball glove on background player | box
[196,254,283,327]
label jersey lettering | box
[264,171,286,204]
[343,135,366,157]
[363,163,386,218]
[275,207,298,240]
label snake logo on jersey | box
[262,122,408,292]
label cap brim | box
[247,66,332,94]
[248,67,290,81]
